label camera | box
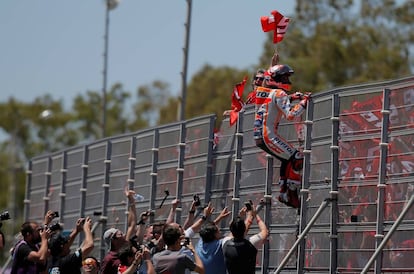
[244,200,253,211]
[144,210,155,217]
[0,211,10,221]
[193,195,201,207]
[50,222,62,231]
[52,211,59,218]
[129,235,142,252]
[40,222,62,232]
[181,237,190,246]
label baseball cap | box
[103,228,118,250]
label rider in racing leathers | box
[253,64,310,208]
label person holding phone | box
[152,223,205,274]
[222,201,269,274]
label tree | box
[72,82,131,140]
[258,0,413,93]
[129,80,173,130]
[179,64,250,127]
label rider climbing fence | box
[21,76,414,273]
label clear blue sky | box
[0,1,294,108]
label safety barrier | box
[18,76,414,273]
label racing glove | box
[299,92,311,108]
[289,92,304,101]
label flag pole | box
[271,47,279,67]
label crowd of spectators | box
[5,187,269,274]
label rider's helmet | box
[264,64,294,91]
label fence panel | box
[23,78,414,273]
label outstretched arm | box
[81,217,94,258]
[187,202,214,234]
[213,207,231,225]
[183,201,197,230]
[270,49,279,67]
[66,218,84,249]
[126,189,137,241]
[166,198,180,224]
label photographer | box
[47,216,94,274]
[10,219,52,274]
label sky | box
[0,1,295,109]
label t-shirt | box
[117,263,147,274]
[101,251,121,274]
[152,249,196,274]
[47,248,83,274]
[11,240,46,274]
[196,238,226,274]
[223,238,257,274]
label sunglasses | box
[83,258,97,268]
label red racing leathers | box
[253,86,309,208]
[253,86,306,161]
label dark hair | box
[152,221,165,235]
[162,224,181,246]
[229,217,246,239]
[199,221,218,243]
[20,222,35,237]
[118,244,135,265]
[48,233,68,257]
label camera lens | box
[0,211,10,221]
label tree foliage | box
[259,0,413,92]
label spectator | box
[133,207,165,257]
[0,229,5,251]
[47,216,94,274]
[222,217,256,274]
[101,189,137,274]
[193,206,231,274]
[139,221,164,256]
[152,223,205,274]
[10,215,52,274]
[117,244,155,274]
[82,256,100,274]
[148,198,198,256]
[222,202,269,274]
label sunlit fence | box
[24,76,414,273]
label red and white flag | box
[229,76,248,126]
[260,10,290,44]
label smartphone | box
[181,237,190,246]
[244,200,253,211]
[193,195,201,206]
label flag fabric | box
[260,10,290,44]
[229,76,248,126]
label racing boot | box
[285,150,303,186]
[278,178,300,208]
[286,182,300,209]
[278,177,289,205]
